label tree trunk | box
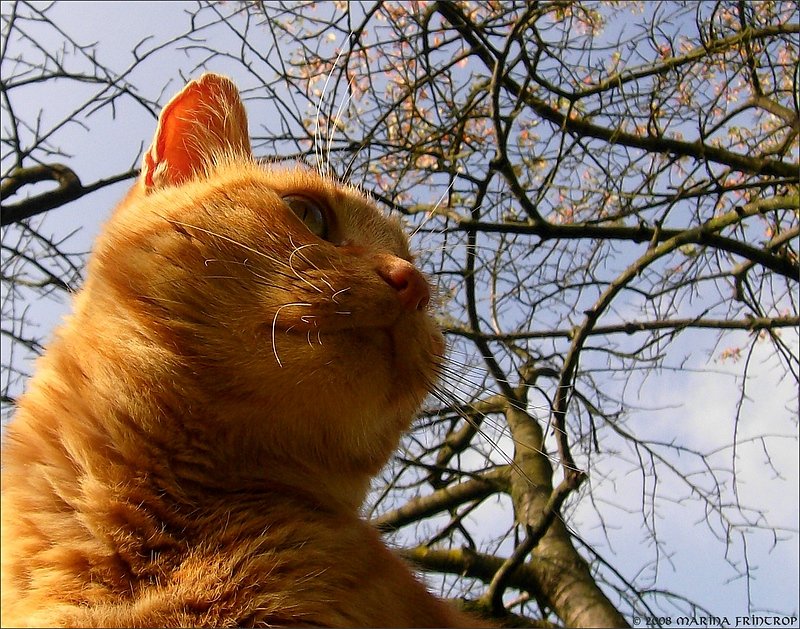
[505,399,628,628]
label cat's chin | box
[204,317,442,494]
[383,318,444,398]
[264,304,443,409]
[321,314,441,411]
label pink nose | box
[375,255,431,311]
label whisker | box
[427,385,536,483]
[430,384,569,480]
[327,74,356,179]
[288,243,324,294]
[331,287,351,304]
[343,137,370,183]
[426,355,571,471]
[288,236,338,294]
[410,178,458,241]
[271,302,312,368]
[165,219,291,271]
[315,33,351,177]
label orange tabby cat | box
[1,74,489,627]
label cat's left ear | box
[141,73,252,190]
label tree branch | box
[373,466,510,532]
[1,164,137,226]
[551,194,795,479]
[454,192,800,281]
[445,314,800,343]
[435,2,798,179]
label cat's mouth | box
[265,304,442,382]
[266,300,421,335]
[270,314,439,353]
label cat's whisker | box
[165,219,295,274]
[440,355,576,398]
[439,404,562,467]
[271,302,312,368]
[320,277,337,294]
[288,243,324,294]
[202,267,291,291]
[435,372,514,403]
[343,137,370,184]
[426,386,531,479]
[435,372,559,422]
[314,32,351,177]
[288,236,338,294]
[427,357,569,469]
[198,255,298,288]
[434,362,494,397]
[426,385,564,485]
[409,178,457,242]
[331,287,350,304]
[326,74,356,179]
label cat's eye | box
[282,195,329,240]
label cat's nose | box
[375,255,431,311]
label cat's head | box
[82,74,444,492]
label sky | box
[1,1,798,625]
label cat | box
[0,73,491,627]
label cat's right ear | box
[141,73,252,191]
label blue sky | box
[2,1,797,624]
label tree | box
[2,1,798,626]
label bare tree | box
[2,1,798,626]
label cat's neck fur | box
[23,277,373,520]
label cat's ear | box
[141,73,252,190]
